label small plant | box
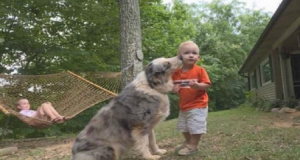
[270,99,284,108]
[246,95,300,112]
[248,97,273,112]
[284,96,299,108]
[245,91,252,101]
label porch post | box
[272,50,282,99]
[278,46,288,100]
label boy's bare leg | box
[182,132,191,142]
[188,134,201,149]
[175,132,190,150]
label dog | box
[72,56,182,160]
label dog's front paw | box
[144,155,161,160]
[152,149,167,155]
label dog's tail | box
[72,139,116,160]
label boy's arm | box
[190,67,211,90]
[189,82,211,90]
[171,84,180,93]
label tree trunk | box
[119,0,144,89]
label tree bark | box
[119,0,144,89]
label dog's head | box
[145,56,182,90]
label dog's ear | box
[152,62,171,73]
[146,62,171,88]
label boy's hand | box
[189,81,211,90]
[172,84,180,93]
[189,81,199,89]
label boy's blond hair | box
[177,41,200,55]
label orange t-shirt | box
[172,65,211,111]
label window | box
[260,58,271,85]
[250,71,257,89]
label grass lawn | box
[151,107,300,160]
[1,107,300,160]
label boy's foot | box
[178,145,198,156]
[174,141,187,152]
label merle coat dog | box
[72,56,182,160]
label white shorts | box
[177,107,208,134]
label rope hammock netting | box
[0,71,121,128]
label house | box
[239,0,300,101]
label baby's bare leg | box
[38,103,63,120]
[36,107,56,120]
[42,103,63,118]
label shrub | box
[284,96,299,108]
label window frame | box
[260,58,272,86]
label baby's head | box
[16,98,30,110]
[177,41,200,66]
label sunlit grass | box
[135,107,300,160]
[3,107,300,160]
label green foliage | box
[269,98,285,108]
[58,102,106,133]
[0,113,63,139]
[244,92,275,112]
[0,0,120,74]
[252,97,274,112]
[141,0,196,63]
[284,96,299,108]
[269,97,299,109]
[167,94,180,120]
[246,95,299,112]
[190,0,271,110]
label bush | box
[246,95,300,112]
[167,94,180,120]
[269,99,284,108]
[284,96,299,108]
[246,95,274,112]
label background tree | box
[0,0,120,74]
[118,0,144,88]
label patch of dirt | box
[271,111,300,129]
[273,121,294,128]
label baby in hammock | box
[17,98,70,123]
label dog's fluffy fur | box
[72,56,182,160]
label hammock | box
[0,71,120,129]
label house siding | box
[256,82,276,100]
[248,54,277,101]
